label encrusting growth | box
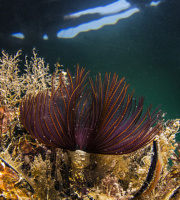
[1,50,179,199]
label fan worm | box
[20,66,162,155]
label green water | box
[1,1,180,124]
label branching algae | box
[0,50,179,200]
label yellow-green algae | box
[0,50,179,200]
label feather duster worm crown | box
[20,66,162,155]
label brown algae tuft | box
[0,50,179,199]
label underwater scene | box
[0,0,180,199]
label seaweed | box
[0,50,179,199]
